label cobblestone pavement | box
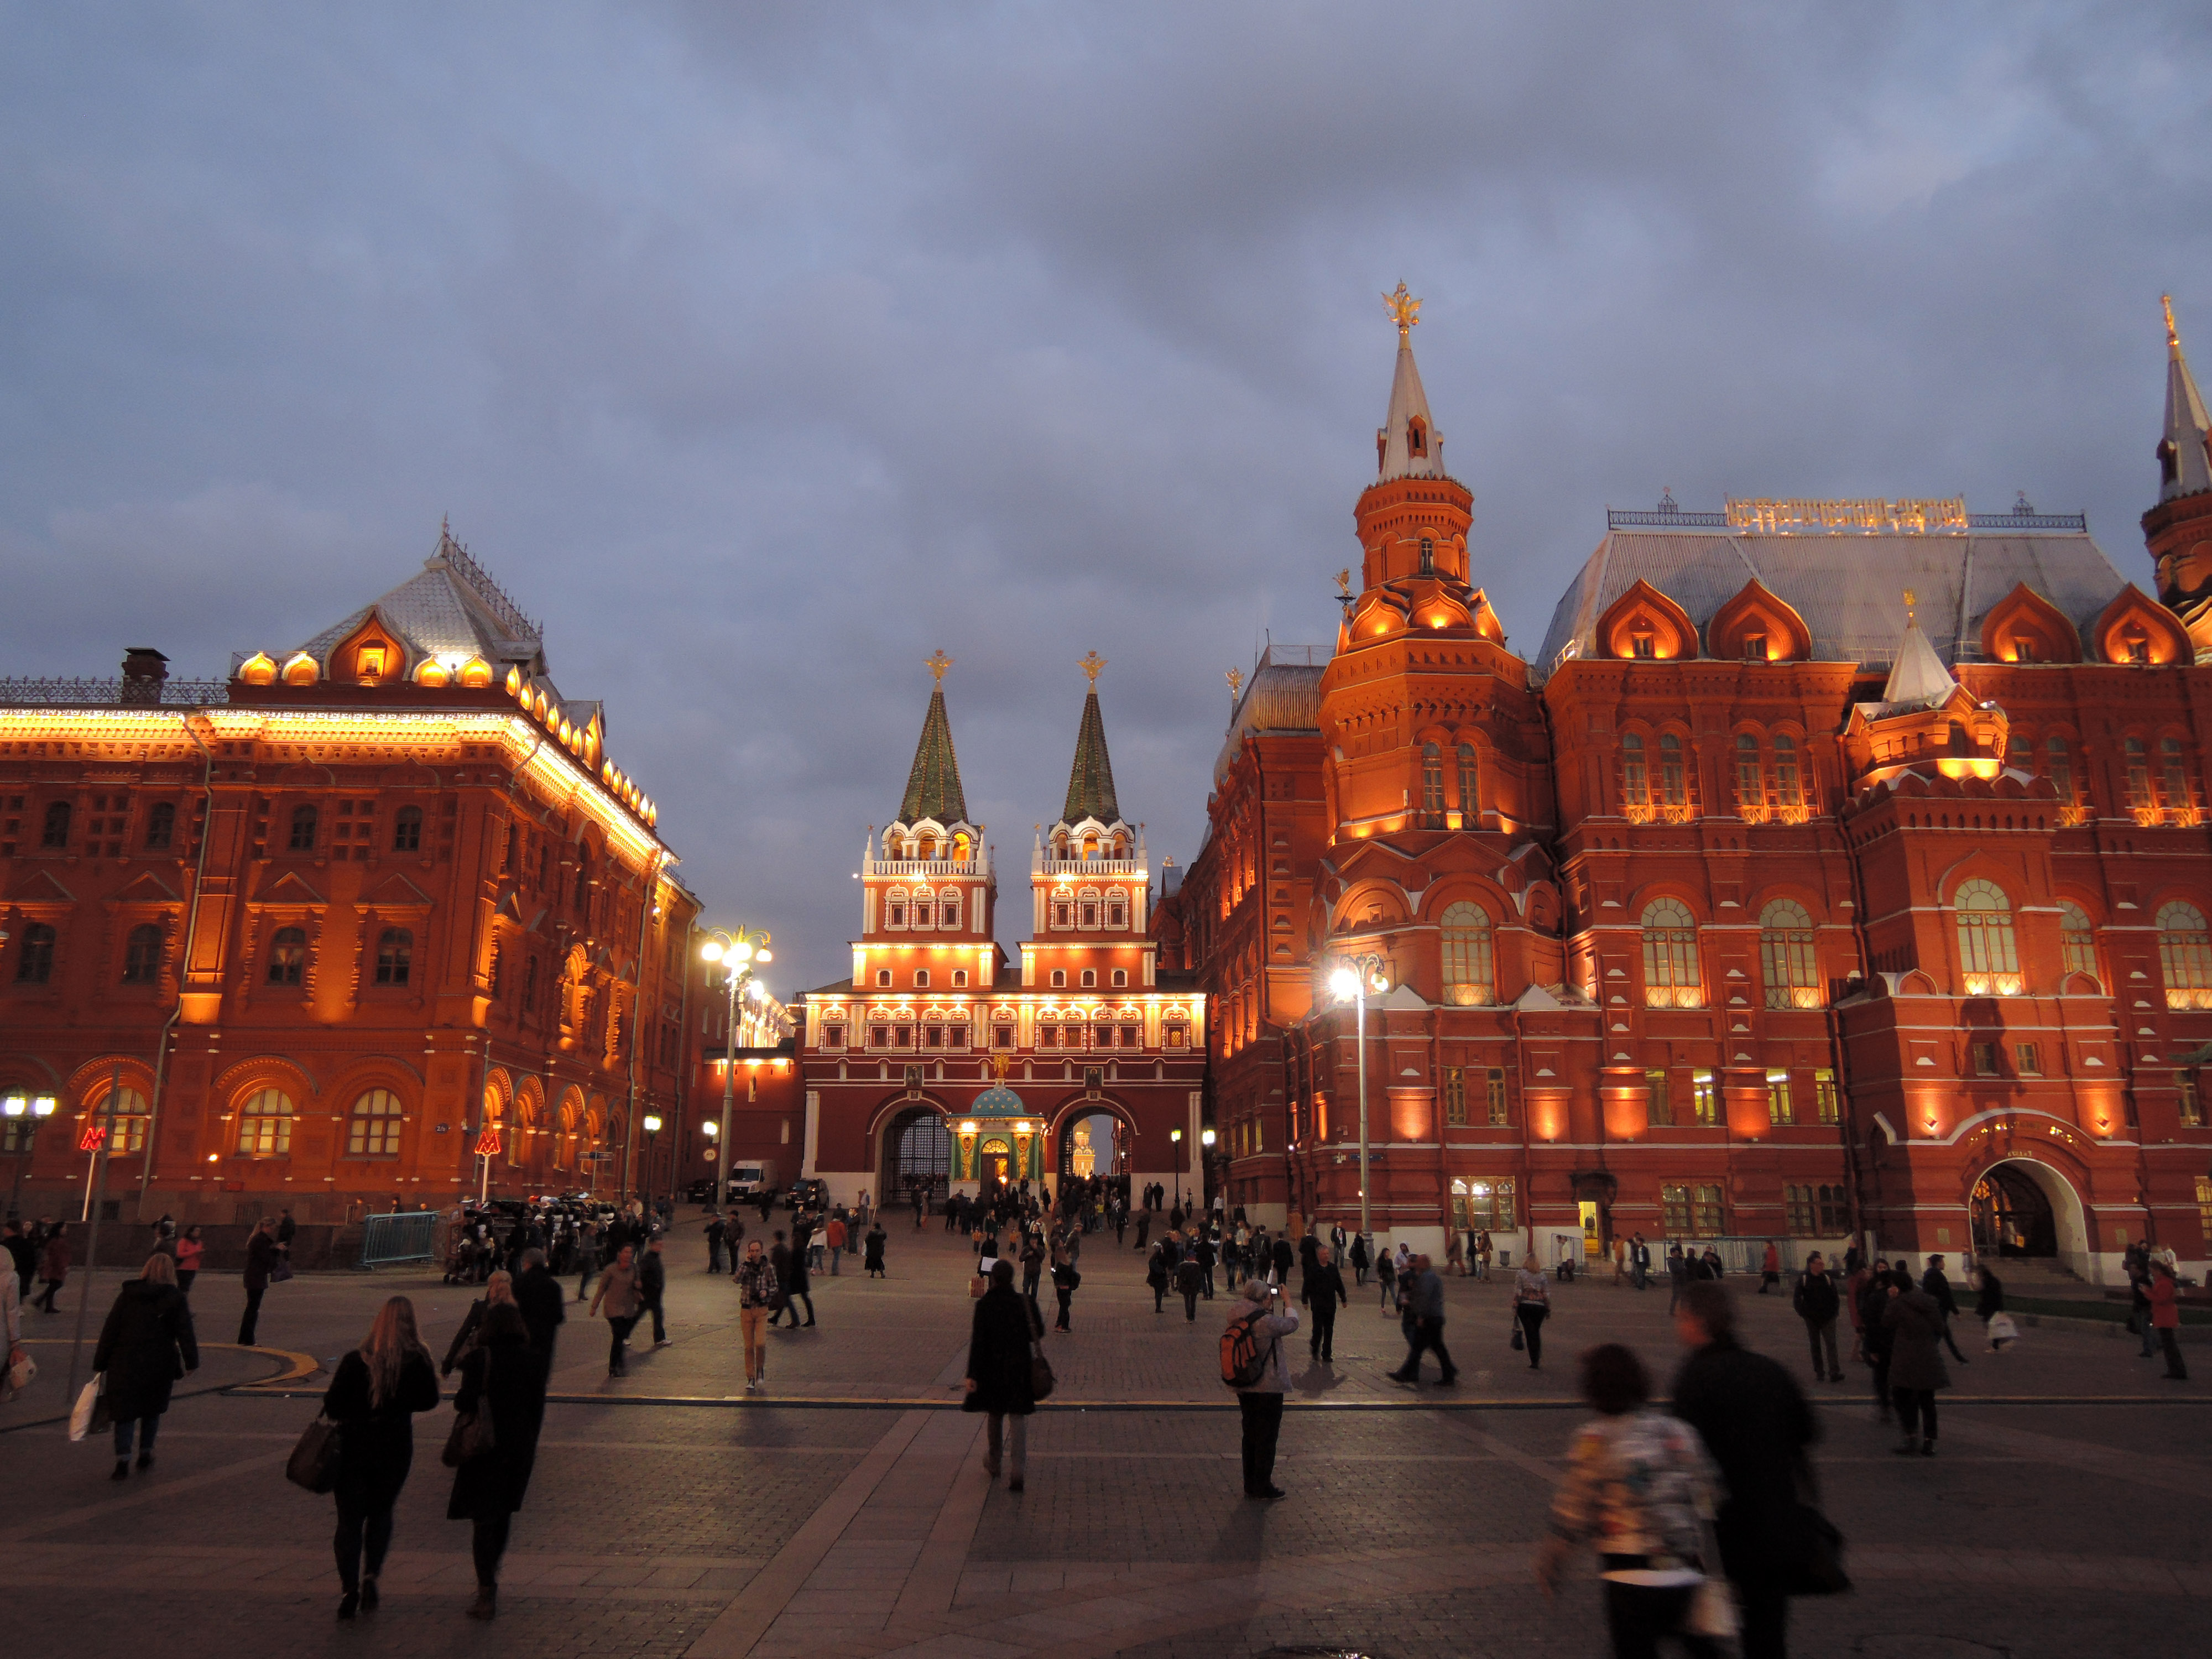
[3,1214,2203,1658]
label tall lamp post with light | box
[1199,1126,1216,1213]
[1170,1127,1183,1213]
[1328,956,1390,1243]
[700,926,773,1209]
[3,1092,58,1222]
[642,1114,663,1212]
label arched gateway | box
[1968,1156,2092,1280]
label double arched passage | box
[872,1092,1140,1205]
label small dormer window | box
[1631,632,1656,660]
[2012,633,2038,663]
[356,644,388,682]
[1418,537,1434,574]
[2124,628,2150,665]
[1742,633,1765,661]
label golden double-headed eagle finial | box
[1902,588,1917,624]
[925,649,953,683]
[1226,666,1245,707]
[1078,649,1107,687]
[2165,294,2181,350]
[1384,281,1422,340]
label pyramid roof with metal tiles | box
[298,524,545,677]
[1058,675,1122,830]
[895,658,970,827]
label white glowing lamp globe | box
[1328,967,1360,1001]
[700,941,725,963]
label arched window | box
[145,801,175,850]
[1457,744,1479,823]
[2158,900,2212,1009]
[2058,902,2097,983]
[89,1085,149,1154]
[288,804,317,851]
[121,923,164,985]
[942,892,962,931]
[1641,898,1702,1008]
[1773,734,1800,810]
[393,805,423,852]
[2125,739,2152,815]
[266,926,307,986]
[1736,733,1763,818]
[1658,733,1687,809]
[886,888,909,928]
[41,801,71,848]
[1440,901,1495,1006]
[1953,879,2021,995]
[374,927,413,987]
[236,1087,294,1156]
[1620,734,1647,813]
[1758,899,1819,1009]
[15,922,55,983]
[1420,743,1445,827]
[1418,535,1435,573]
[913,969,931,989]
[347,1088,403,1156]
[2161,737,2192,816]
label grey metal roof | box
[1213,646,1327,785]
[1533,526,2132,677]
[296,531,545,674]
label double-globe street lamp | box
[3,1093,58,1222]
[700,926,773,1209]
[1327,956,1390,1243]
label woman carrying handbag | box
[322,1296,439,1619]
[1535,1343,1729,1657]
[91,1252,197,1479]
[446,1302,549,1620]
[964,1259,1044,1491]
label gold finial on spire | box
[1902,588,1917,624]
[1078,649,1107,687]
[1335,567,1353,599]
[2165,293,2180,351]
[925,649,953,684]
[1226,666,1244,707]
[1384,281,1422,341]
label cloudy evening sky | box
[5,3,2210,995]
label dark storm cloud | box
[5,2,2210,992]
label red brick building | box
[1159,295,2212,1285]
[797,654,1207,1210]
[0,528,701,1225]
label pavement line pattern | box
[0,1448,294,1543]
[1940,1414,2212,1496]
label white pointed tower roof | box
[1375,281,1444,482]
[1879,592,1958,711]
[2161,295,2212,502]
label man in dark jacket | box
[512,1248,566,1360]
[1387,1256,1457,1386]
[1792,1252,1843,1382]
[1306,1243,1348,1363]
[1920,1255,1969,1364]
[638,1237,670,1346]
[238,1218,280,1345]
[1672,1281,1818,1659]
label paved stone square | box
[3,1214,2204,1657]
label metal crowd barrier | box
[359,1211,440,1267]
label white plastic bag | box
[1686,1573,1738,1639]
[4,1347,34,1398]
[68,1376,102,1442]
[1987,1312,2020,1348]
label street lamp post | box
[1200,1125,1215,1213]
[1171,1126,1183,1212]
[3,1093,57,1223]
[700,927,773,1211]
[642,1114,662,1212]
[1329,957,1389,1243]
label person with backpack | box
[1223,1278,1300,1499]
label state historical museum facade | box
[1156,295,2212,1285]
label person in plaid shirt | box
[734,1240,777,1392]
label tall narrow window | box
[1641,898,1702,1008]
[14,922,55,983]
[267,926,307,987]
[1813,1069,1840,1123]
[1658,734,1687,809]
[2157,900,2212,1010]
[1457,744,1479,824]
[288,804,317,851]
[1418,536,1434,574]
[521,955,539,1013]
[1621,734,1647,815]
[2179,1072,2204,1128]
[236,1087,293,1156]
[1441,1067,1467,1126]
[2161,737,2191,815]
[1486,1068,1509,1125]
[1691,1071,1718,1125]
[1420,743,1445,828]
[393,806,423,852]
[1736,733,1763,818]
[1766,1070,1793,1125]
[2059,902,2098,983]
[40,801,70,848]
[1440,901,1495,1006]
[1662,1183,1691,1234]
[2046,736,2077,814]
[2125,739,2152,815]
[144,801,175,850]
[1773,734,1799,810]
[1953,879,2021,995]
[1759,898,1820,1009]
[1692,1184,1725,1234]
[1645,1069,1672,1126]
[121,924,163,985]
[374,927,414,987]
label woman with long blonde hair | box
[322,1295,439,1619]
[441,1270,515,1376]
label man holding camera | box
[1227,1279,1301,1499]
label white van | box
[727,1161,773,1198]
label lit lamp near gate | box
[3,1093,58,1222]
[643,1114,662,1206]
[1171,1126,1183,1211]
[1200,1126,1216,1211]
[701,926,773,1208]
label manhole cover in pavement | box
[1853,1639,2012,1658]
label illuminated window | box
[393,806,422,852]
[1691,1071,1718,1126]
[374,927,413,987]
[1163,1021,1188,1048]
[1658,734,1687,807]
[1766,1070,1793,1125]
[1486,1068,1509,1125]
[1814,1069,1840,1123]
[1442,1067,1467,1127]
[914,969,930,989]
[266,926,307,987]
[236,1087,293,1156]
[2197,1176,2212,1237]
[145,801,175,850]
[1641,898,1702,1007]
[2016,1042,2042,1076]
[951,968,968,988]
[1440,901,1495,1005]
[88,1086,149,1155]
[1621,734,1647,812]
[1774,733,1800,806]
[1645,1069,1671,1126]
[1458,744,1479,822]
[1692,1183,1725,1234]
[288,804,317,851]
[1661,1183,1691,1234]
[1632,633,1656,659]
[1759,899,1820,1009]
[2060,902,2098,983]
[347,1088,403,1156]
[1420,743,1445,828]
[2162,737,2191,814]
[2180,1071,2203,1128]
[121,924,163,985]
[356,644,387,682]
[1954,879,2021,994]
[1453,1177,1516,1231]
[2159,901,2212,1009]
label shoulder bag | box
[285,1416,343,1493]
[1028,1339,1056,1402]
[441,1352,499,1468]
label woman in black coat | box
[324,1295,439,1618]
[447,1302,549,1620]
[963,1260,1042,1491]
[92,1253,198,1479]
